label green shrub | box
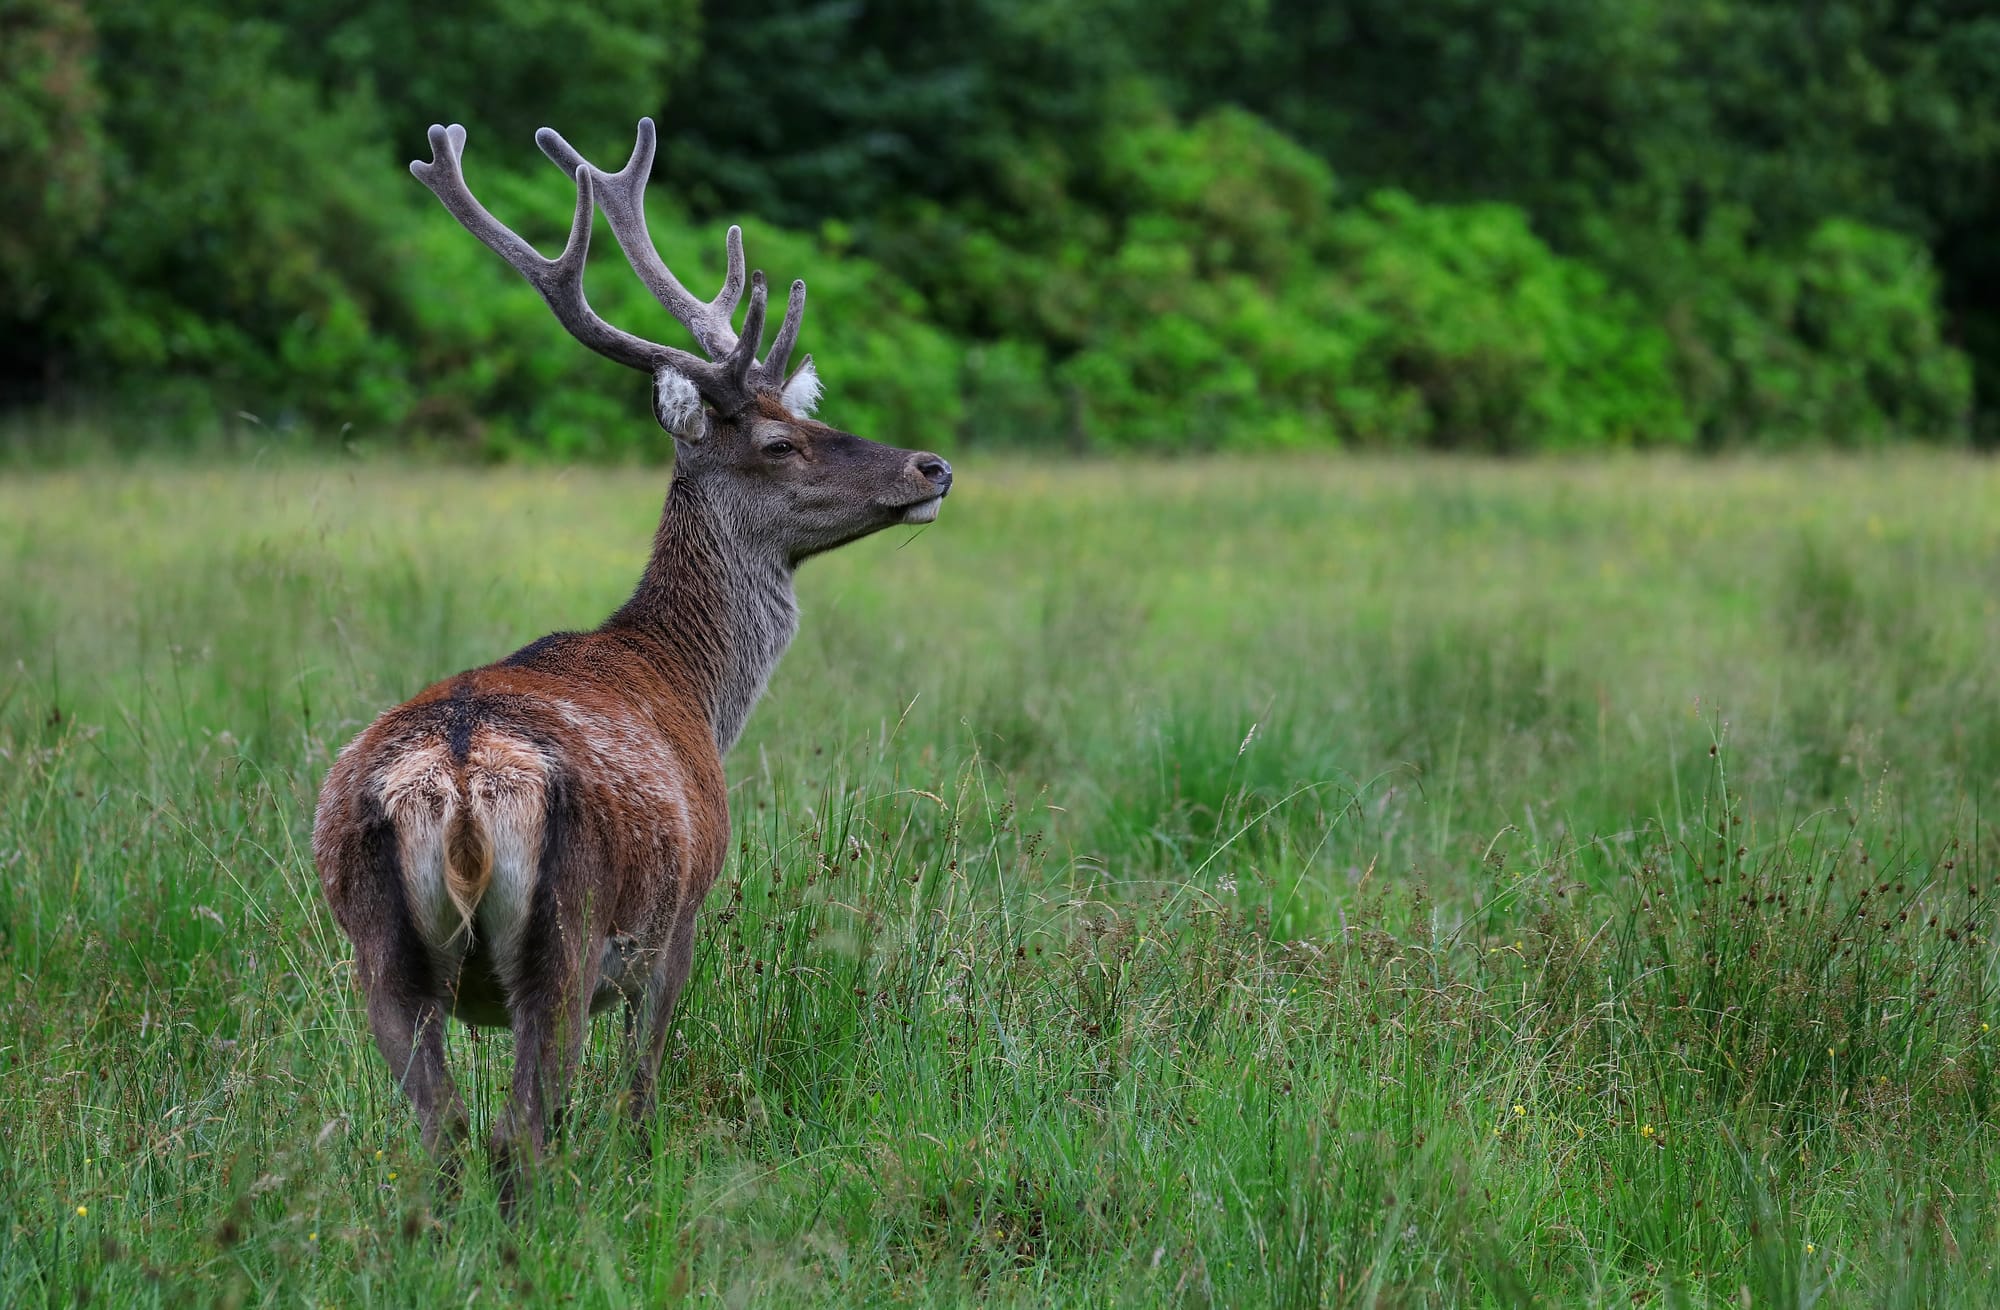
[1793,220,1972,443]
[1317,192,1691,450]
[980,109,1689,451]
[1616,211,1972,446]
[0,0,104,328]
[55,3,415,433]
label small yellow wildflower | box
[75,1205,87,1218]
[387,1171,399,1182]
[1805,1243,1816,1255]
[308,1231,318,1243]
[1984,1023,1991,1033]
[1641,1124,1656,1139]
[1514,1105,1525,1117]
[374,1149,384,1161]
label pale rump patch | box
[374,733,549,983]
[462,732,550,986]
[377,745,461,947]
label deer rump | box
[330,691,697,1029]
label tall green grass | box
[2,453,1997,1305]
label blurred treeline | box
[5,0,1998,455]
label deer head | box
[410,119,952,565]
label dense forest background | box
[5,0,1998,455]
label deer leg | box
[627,910,699,1126]
[356,952,469,1159]
[492,915,602,1210]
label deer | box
[312,117,953,1197]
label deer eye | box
[761,439,796,458]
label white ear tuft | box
[780,357,822,417]
[653,369,706,440]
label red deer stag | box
[313,118,952,1190]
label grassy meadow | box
[3,451,1999,1306]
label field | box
[3,452,1999,1306]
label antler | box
[533,117,807,392]
[409,122,784,410]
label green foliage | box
[1610,213,1974,446]
[661,0,1150,228]
[1793,220,1974,441]
[0,0,103,330]
[1176,0,2000,439]
[57,3,414,428]
[904,108,1691,450]
[2,0,1992,449]
[1316,193,1688,450]
[234,0,699,159]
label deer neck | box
[604,473,799,755]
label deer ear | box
[780,355,821,417]
[653,369,708,441]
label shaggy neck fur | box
[603,471,800,754]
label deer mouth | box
[898,495,943,525]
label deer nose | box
[914,454,952,494]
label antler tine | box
[751,279,807,390]
[724,272,769,382]
[716,225,747,319]
[539,118,748,363]
[411,123,716,383]
[534,122,590,176]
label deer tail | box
[443,804,494,941]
